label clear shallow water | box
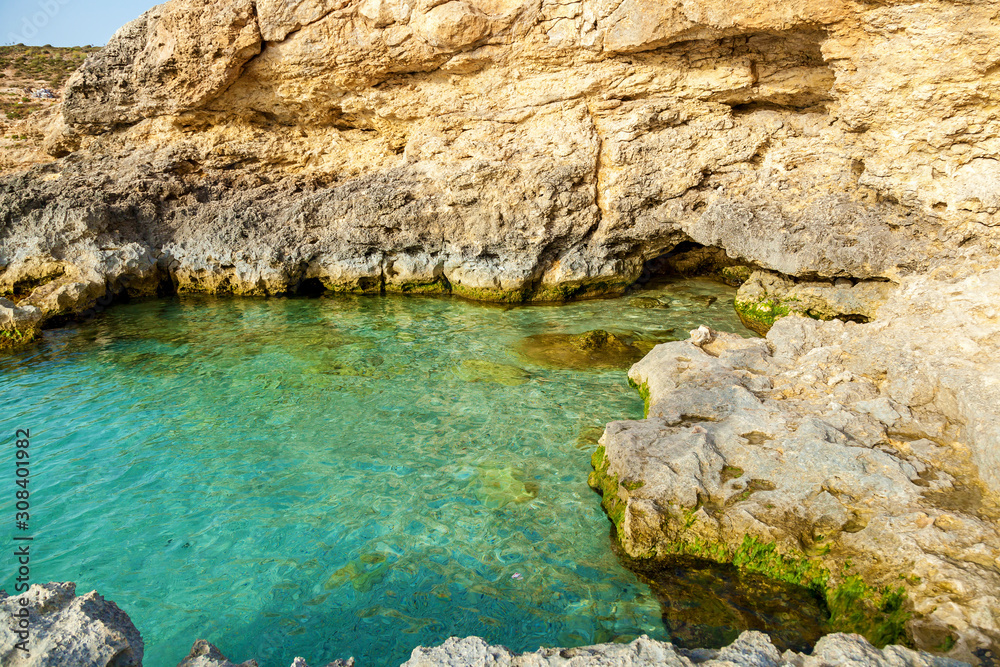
[0,279,749,667]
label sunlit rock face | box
[4,0,1000,328]
[595,268,1000,665]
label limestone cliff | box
[595,266,1000,663]
[3,0,1000,331]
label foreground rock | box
[404,632,967,666]
[177,639,354,667]
[592,266,1000,663]
[0,582,969,666]
[0,582,143,666]
[0,298,42,350]
[5,0,1000,344]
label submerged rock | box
[0,582,143,667]
[614,552,828,652]
[403,632,967,666]
[517,330,645,370]
[628,297,664,309]
[323,553,391,593]
[469,465,539,507]
[452,359,530,386]
[594,268,1000,662]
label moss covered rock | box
[0,298,42,351]
[734,270,893,335]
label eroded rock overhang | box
[4,0,1000,327]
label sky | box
[2,0,158,47]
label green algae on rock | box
[733,295,794,336]
[733,270,893,334]
[0,298,42,351]
[610,548,828,652]
[517,330,645,370]
[591,437,912,648]
[719,265,754,287]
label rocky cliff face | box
[3,0,1000,332]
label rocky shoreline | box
[4,0,1000,344]
[590,267,1000,663]
[0,583,971,667]
[3,0,1000,663]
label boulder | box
[0,582,143,667]
[402,631,967,666]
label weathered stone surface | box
[0,582,143,667]
[734,270,894,334]
[0,297,42,350]
[4,0,1000,326]
[594,266,1000,663]
[54,0,262,141]
[176,639,355,667]
[178,639,260,667]
[403,631,967,666]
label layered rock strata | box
[591,266,1000,664]
[4,0,1000,346]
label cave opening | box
[295,277,328,297]
[636,242,752,289]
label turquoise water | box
[0,279,749,667]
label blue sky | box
[2,0,158,47]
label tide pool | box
[1,279,750,666]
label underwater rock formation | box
[592,267,1000,663]
[517,329,646,369]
